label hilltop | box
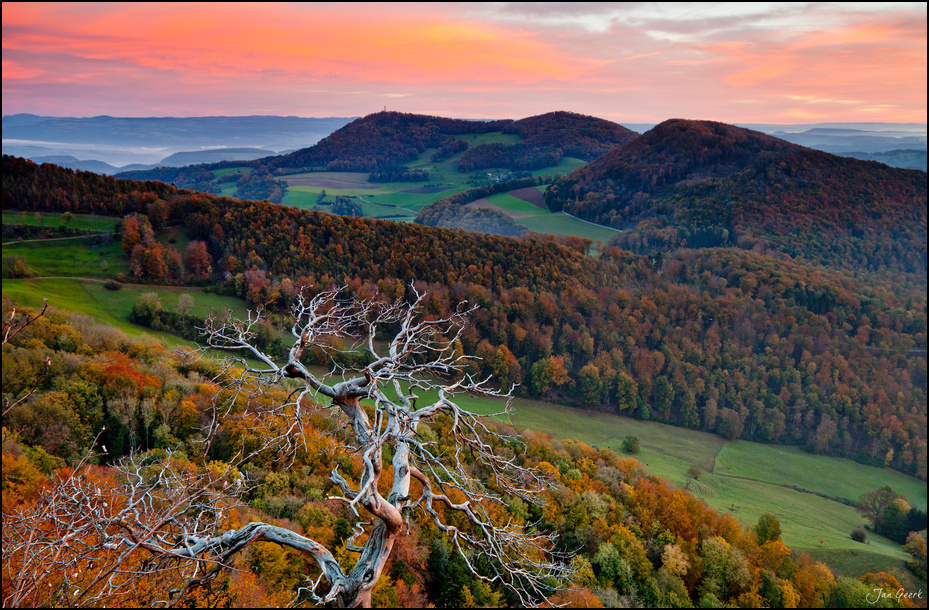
[456,110,637,171]
[261,111,512,172]
[544,119,928,275]
[116,110,637,193]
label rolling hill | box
[457,110,638,172]
[544,119,928,275]
[116,111,639,202]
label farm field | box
[280,171,473,218]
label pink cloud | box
[2,3,925,123]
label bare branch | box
[2,299,48,346]
[7,286,573,607]
[2,300,50,416]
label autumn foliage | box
[3,155,926,479]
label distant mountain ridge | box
[1,114,355,146]
[1,114,356,168]
[20,147,280,175]
[545,119,927,275]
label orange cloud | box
[3,3,575,85]
[2,3,925,122]
[726,64,787,87]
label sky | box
[2,2,926,124]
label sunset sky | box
[2,2,926,123]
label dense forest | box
[544,120,927,276]
[8,303,923,607]
[3,155,926,481]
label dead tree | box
[3,287,569,607]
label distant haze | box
[1,115,356,168]
[2,3,925,123]
[3,114,925,173]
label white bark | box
[3,287,570,607]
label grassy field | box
[521,214,620,243]
[2,236,129,278]
[3,210,121,233]
[479,398,925,580]
[282,179,475,218]
[477,192,622,243]
[459,132,522,146]
[2,278,249,338]
[211,166,251,178]
[717,442,926,510]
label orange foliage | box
[755,539,791,573]
[544,585,606,608]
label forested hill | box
[116,110,639,182]
[506,112,639,158]
[262,111,512,172]
[544,119,928,275]
[116,112,511,179]
[4,155,927,479]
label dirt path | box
[2,235,106,246]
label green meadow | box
[3,210,121,233]
[211,166,251,178]
[2,278,248,344]
[478,192,622,243]
[498,400,924,580]
[2,235,129,278]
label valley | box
[2,109,926,607]
[4,2,926,606]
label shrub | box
[104,279,121,291]
[851,528,867,543]
[622,435,640,453]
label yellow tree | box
[3,287,570,607]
